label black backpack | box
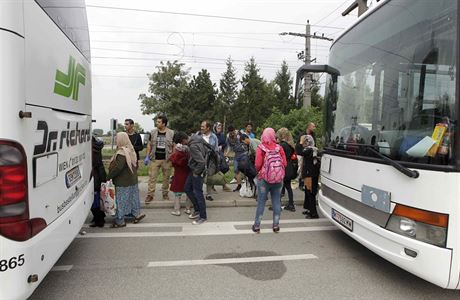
[203,143,220,176]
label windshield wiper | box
[366,146,419,178]
[326,143,420,179]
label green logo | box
[54,56,86,101]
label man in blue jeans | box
[184,133,208,225]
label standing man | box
[243,122,255,139]
[200,120,229,199]
[200,120,218,150]
[124,119,144,162]
[184,133,208,225]
[144,115,174,203]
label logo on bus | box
[54,56,86,101]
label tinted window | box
[35,0,91,61]
[325,0,457,167]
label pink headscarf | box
[261,128,276,146]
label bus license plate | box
[65,166,81,188]
[332,208,353,231]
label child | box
[169,132,191,216]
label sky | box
[86,0,376,132]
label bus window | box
[34,0,90,61]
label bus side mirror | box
[295,64,340,100]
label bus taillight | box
[0,141,46,241]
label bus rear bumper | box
[318,189,453,289]
[0,179,93,300]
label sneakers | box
[188,212,200,219]
[252,224,260,233]
[145,195,153,203]
[184,208,191,215]
[233,184,241,192]
[272,225,280,233]
[192,218,207,225]
[171,210,181,216]
[206,195,214,201]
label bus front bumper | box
[318,189,454,289]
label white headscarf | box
[110,132,137,173]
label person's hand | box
[143,155,150,166]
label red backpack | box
[259,144,285,184]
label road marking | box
[147,254,317,268]
[51,265,73,272]
[83,218,329,228]
[77,225,338,239]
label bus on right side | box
[319,0,460,288]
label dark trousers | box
[283,179,294,207]
[303,176,319,215]
[184,173,207,219]
[91,191,105,226]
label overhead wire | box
[82,5,346,29]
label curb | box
[141,199,304,209]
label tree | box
[134,122,144,133]
[92,128,104,136]
[173,69,218,132]
[138,60,189,127]
[215,57,239,122]
[311,75,324,108]
[232,57,273,129]
[273,61,295,114]
[260,107,324,146]
[116,123,125,132]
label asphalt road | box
[30,207,460,300]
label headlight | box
[385,204,448,248]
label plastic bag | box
[239,181,254,198]
[101,180,116,216]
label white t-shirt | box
[202,132,211,144]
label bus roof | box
[332,0,388,48]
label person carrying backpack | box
[184,133,209,225]
[252,128,287,233]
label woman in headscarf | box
[296,134,320,219]
[252,128,287,233]
[107,132,145,227]
[277,128,297,212]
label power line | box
[91,48,318,64]
[91,40,330,51]
[81,5,346,29]
[89,25,282,35]
[312,0,351,26]
[90,56,306,68]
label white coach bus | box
[0,1,92,299]
[298,0,460,289]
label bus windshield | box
[325,0,457,168]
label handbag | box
[101,180,116,216]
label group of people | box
[91,115,321,231]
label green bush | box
[258,107,323,147]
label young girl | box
[169,132,191,216]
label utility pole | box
[342,0,381,17]
[304,20,311,108]
[280,21,333,109]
